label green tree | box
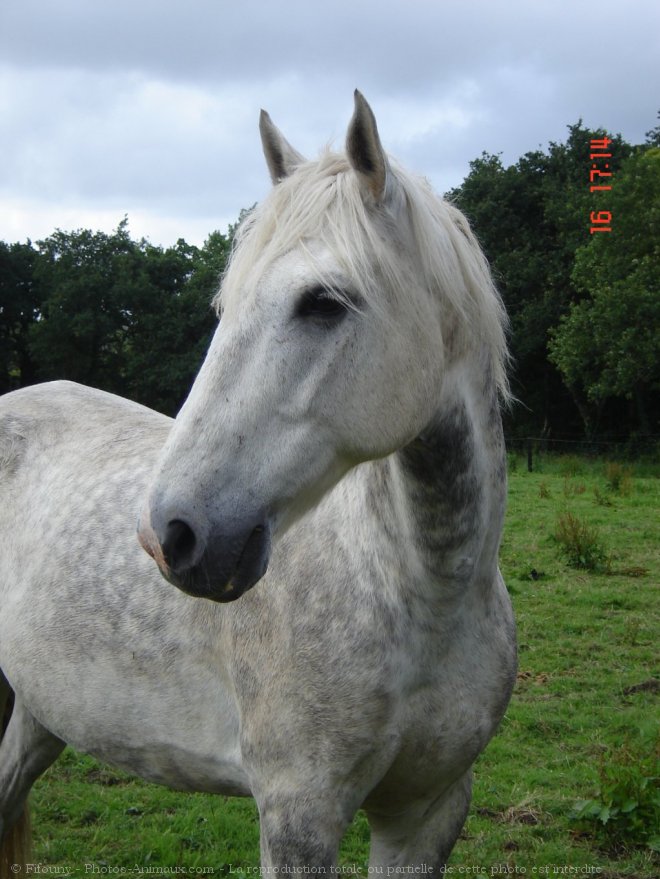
[120,233,228,415]
[449,123,632,437]
[0,240,41,392]
[548,148,660,434]
[21,220,231,415]
[29,221,140,392]
[645,110,660,147]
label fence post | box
[526,438,533,473]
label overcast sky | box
[1,0,658,248]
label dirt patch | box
[622,678,659,696]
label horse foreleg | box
[365,771,473,871]
[0,687,65,878]
[256,788,355,871]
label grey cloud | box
[0,0,658,246]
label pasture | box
[26,456,660,876]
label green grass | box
[24,457,660,876]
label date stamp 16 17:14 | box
[589,137,613,234]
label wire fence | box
[505,435,660,472]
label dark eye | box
[295,286,348,321]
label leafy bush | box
[572,738,660,853]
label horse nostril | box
[161,519,198,573]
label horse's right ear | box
[259,110,306,185]
[346,90,391,204]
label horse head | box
[137,91,507,602]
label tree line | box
[1,117,658,436]
[450,115,659,442]
[1,220,230,416]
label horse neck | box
[361,357,507,600]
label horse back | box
[0,380,170,481]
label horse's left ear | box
[259,110,306,184]
[346,90,391,204]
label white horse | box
[0,91,516,874]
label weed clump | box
[605,462,633,495]
[554,512,608,571]
[572,736,660,854]
[559,455,585,477]
[563,478,586,497]
[594,486,614,507]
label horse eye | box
[295,287,348,321]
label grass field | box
[22,456,660,877]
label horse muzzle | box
[138,507,272,603]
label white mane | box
[217,149,510,401]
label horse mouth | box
[139,518,272,604]
[202,523,272,603]
[171,571,257,604]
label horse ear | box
[346,90,391,204]
[259,110,306,184]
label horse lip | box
[216,579,251,603]
[212,521,272,602]
[166,571,249,604]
